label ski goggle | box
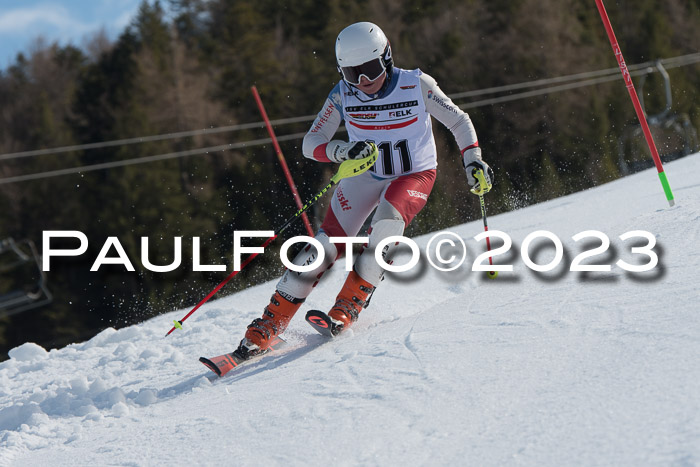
[340,58,386,85]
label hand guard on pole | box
[470,169,493,196]
[462,146,494,192]
[327,140,376,163]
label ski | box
[199,336,287,377]
[305,310,340,338]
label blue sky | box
[0,0,146,69]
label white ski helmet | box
[335,22,393,85]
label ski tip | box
[199,356,223,377]
[305,310,336,338]
[305,310,330,328]
[199,339,288,378]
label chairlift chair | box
[0,238,53,318]
[618,61,699,175]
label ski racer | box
[236,21,493,356]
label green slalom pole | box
[166,146,378,336]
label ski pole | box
[251,86,314,236]
[166,147,378,336]
[594,0,675,207]
[470,169,497,279]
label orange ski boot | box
[240,291,303,355]
[327,271,375,334]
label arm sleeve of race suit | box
[419,72,480,156]
[302,83,344,163]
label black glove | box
[327,140,375,163]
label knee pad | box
[276,232,338,301]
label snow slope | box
[2,153,699,466]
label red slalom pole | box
[594,0,675,207]
[251,86,315,235]
[165,235,277,336]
